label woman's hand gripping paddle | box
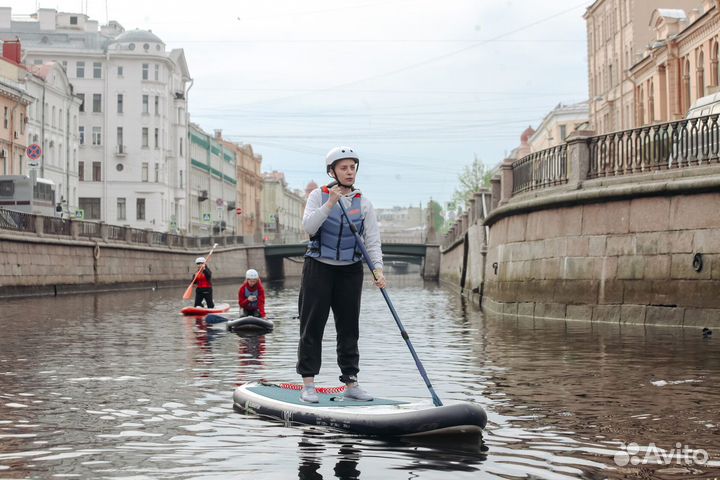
[183,243,219,300]
[335,195,443,407]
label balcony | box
[115,144,127,156]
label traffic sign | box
[26,143,42,160]
[236,207,243,215]
[75,209,84,219]
[202,213,211,222]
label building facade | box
[0,8,191,230]
[0,42,32,177]
[527,101,589,151]
[188,124,238,236]
[217,135,263,242]
[584,0,698,134]
[262,171,304,244]
[25,61,81,214]
[376,205,426,243]
[631,1,720,125]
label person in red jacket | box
[193,256,214,308]
[238,269,266,318]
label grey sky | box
[15,0,589,208]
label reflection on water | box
[0,276,719,479]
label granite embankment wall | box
[0,231,304,298]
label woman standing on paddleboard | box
[297,146,385,403]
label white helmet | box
[245,269,259,279]
[195,257,206,264]
[325,146,359,173]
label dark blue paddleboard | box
[233,381,486,437]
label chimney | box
[2,39,21,64]
[38,8,57,31]
[214,129,222,139]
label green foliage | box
[427,200,444,232]
[449,155,492,212]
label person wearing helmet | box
[296,146,385,404]
[192,257,214,309]
[238,268,266,318]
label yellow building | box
[584,0,698,134]
[631,1,720,125]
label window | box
[92,126,101,145]
[141,162,149,182]
[117,65,123,77]
[116,126,123,150]
[78,161,84,181]
[33,59,42,65]
[61,60,67,70]
[117,198,126,220]
[154,163,159,182]
[154,128,159,148]
[92,93,102,113]
[117,94,123,113]
[179,170,183,187]
[19,113,24,133]
[560,125,567,141]
[142,63,149,80]
[92,161,101,181]
[93,62,101,79]
[70,16,77,25]
[154,63,159,81]
[136,198,146,220]
[3,106,7,128]
[76,61,85,78]
[79,197,101,219]
[51,106,56,127]
[142,95,149,114]
[141,127,148,147]
[58,109,62,130]
[179,138,183,157]
[78,93,85,112]
[154,96,159,115]
[78,125,85,145]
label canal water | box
[0,275,718,479]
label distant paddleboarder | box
[297,146,385,404]
[192,256,214,309]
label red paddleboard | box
[180,303,230,316]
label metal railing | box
[588,115,720,178]
[79,221,102,238]
[512,144,567,195]
[43,216,71,236]
[0,209,36,233]
[107,224,126,241]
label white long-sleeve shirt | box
[303,187,383,269]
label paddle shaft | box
[183,243,219,300]
[336,197,443,407]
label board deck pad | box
[248,383,407,408]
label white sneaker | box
[300,386,319,403]
[344,384,373,401]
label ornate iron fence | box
[0,208,36,233]
[512,144,568,195]
[588,115,720,178]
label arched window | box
[683,58,691,112]
[648,80,655,123]
[698,50,705,98]
[638,85,645,125]
[51,106,56,127]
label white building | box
[188,124,238,237]
[0,8,192,231]
[528,101,589,152]
[25,61,82,214]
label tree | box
[449,154,493,212]
[426,199,444,234]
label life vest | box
[305,188,364,262]
[243,286,258,310]
[195,270,211,289]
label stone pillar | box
[474,189,489,221]
[422,245,440,280]
[70,220,80,240]
[499,159,514,205]
[566,130,594,189]
[145,228,153,246]
[100,222,109,242]
[460,212,469,234]
[34,215,44,237]
[468,197,477,225]
[490,175,501,211]
[124,227,132,243]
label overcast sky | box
[14,0,589,208]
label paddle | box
[183,243,219,300]
[334,189,443,407]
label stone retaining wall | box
[0,232,267,298]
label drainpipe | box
[65,96,71,211]
[40,81,46,177]
[9,96,21,175]
[185,78,193,234]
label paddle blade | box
[182,284,193,300]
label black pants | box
[296,258,363,383]
[194,288,214,308]
[242,309,260,318]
